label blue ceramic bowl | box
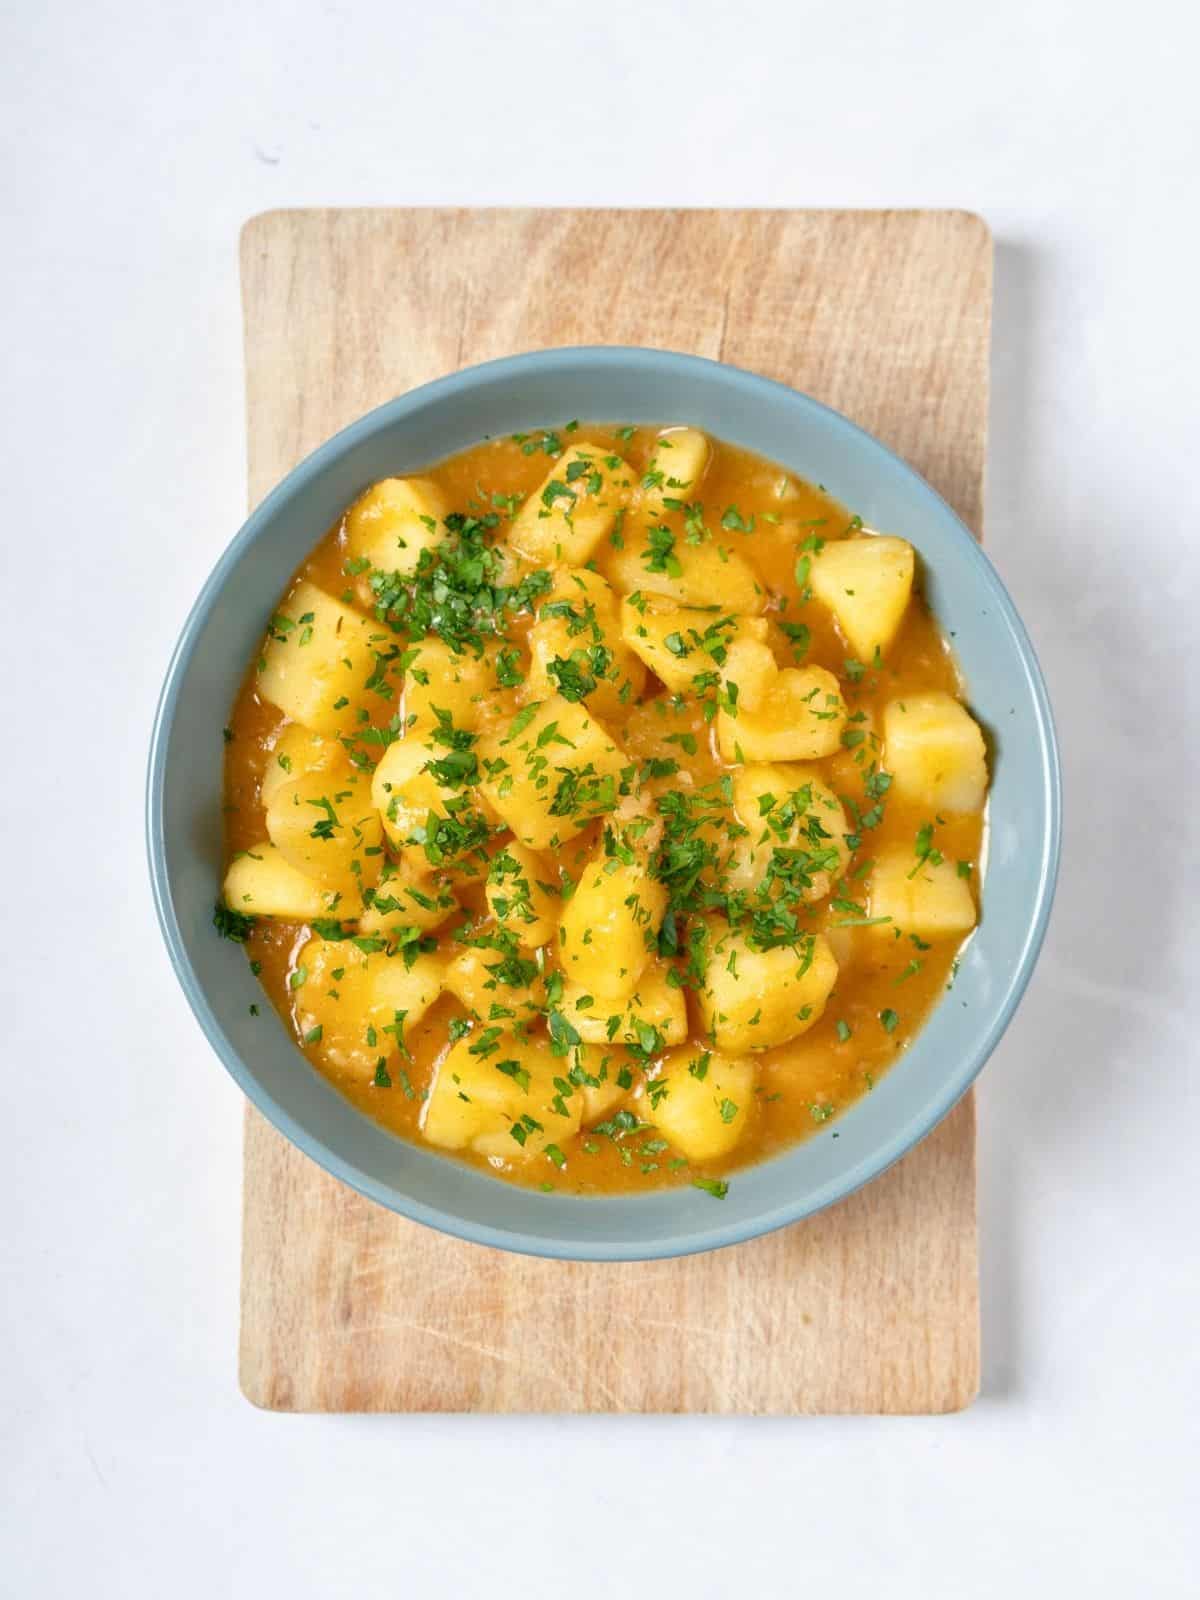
[147,347,1060,1261]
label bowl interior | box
[148,348,1059,1260]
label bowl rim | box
[147,344,1062,1261]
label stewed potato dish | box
[218,423,987,1198]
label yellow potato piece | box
[717,663,846,762]
[619,597,769,695]
[485,841,559,949]
[422,1033,583,1161]
[370,739,442,850]
[566,1043,639,1125]
[826,706,881,792]
[401,635,498,737]
[510,444,633,566]
[640,427,711,506]
[603,508,765,614]
[727,763,853,904]
[868,845,978,940]
[695,918,839,1052]
[444,939,547,1026]
[648,1046,756,1162]
[344,476,448,576]
[883,692,988,813]
[559,963,688,1047]
[256,580,388,736]
[476,695,628,850]
[222,842,356,922]
[259,724,346,810]
[360,856,460,935]
[265,769,383,894]
[369,737,492,871]
[810,534,915,661]
[719,637,777,712]
[525,567,646,718]
[558,850,667,1001]
[293,934,447,1079]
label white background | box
[3,1,1198,1594]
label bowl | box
[147,346,1060,1261]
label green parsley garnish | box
[213,902,254,942]
[692,1176,729,1199]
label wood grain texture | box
[238,208,992,1415]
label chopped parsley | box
[692,1176,729,1199]
[213,902,254,942]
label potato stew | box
[219,423,988,1199]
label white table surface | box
[4,0,1198,1593]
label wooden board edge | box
[238,1106,276,1410]
[237,203,995,256]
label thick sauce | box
[221,424,985,1198]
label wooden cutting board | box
[238,207,991,1414]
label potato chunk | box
[444,937,547,1025]
[559,963,687,1047]
[648,1047,756,1162]
[370,737,492,871]
[525,568,646,718]
[603,510,765,614]
[476,695,628,850]
[810,534,915,660]
[401,635,497,738]
[640,428,711,506]
[510,444,632,566]
[292,934,447,1078]
[620,597,771,695]
[486,842,558,949]
[422,1034,583,1161]
[256,580,386,735]
[265,770,383,894]
[222,842,355,922]
[259,724,346,809]
[558,849,667,1001]
[566,1044,639,1124]
[695,918,838,1052]
[883,692,988,813]
[869,845,977,940]
[716,662,846,762]
[718,637,777,711]
[360,857,460,935]
[727,763,852,904]
[370,739,442,850]
[344,476,448,577]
